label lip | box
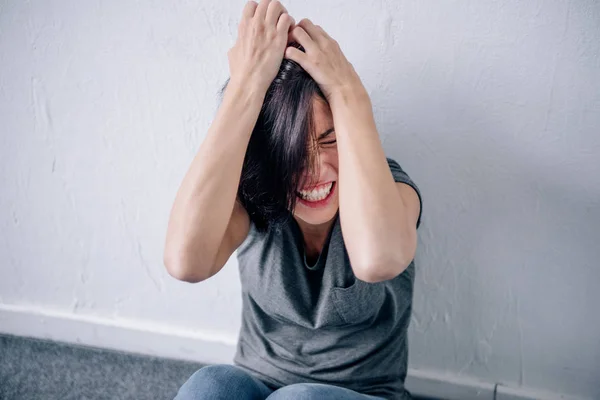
[297,181,336,209]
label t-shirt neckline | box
[291,212,339,271]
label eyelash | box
[321,140,337,145]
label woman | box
[164,0,423,399]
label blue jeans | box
[174,364,386,400]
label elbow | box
[352,253,414,283]
[352,229,417,283]
[163,249,212,283]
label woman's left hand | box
[285,19,367,104]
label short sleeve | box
[387,157,423,229]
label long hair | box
[217,42,327,233]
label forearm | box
[164,81,265,278]
[331,88,415,282]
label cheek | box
[324,147,339,168]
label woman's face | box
[293,96,339,226]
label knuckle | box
[328,40,338,50]
[254,22,265,33]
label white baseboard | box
[0,302,237,364]
[404,370,586,400]
[405,370,495,399]
[0,303,587,400]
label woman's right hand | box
[227,0,295,93]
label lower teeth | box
[305,196,325,202]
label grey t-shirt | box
[233,158,423,400]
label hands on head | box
[228,0,363,103]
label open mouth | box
[296,181,336,208]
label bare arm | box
[286,19,420,283]
[163,0,295,283]
[163,82,264,282]
[333,90,420,283]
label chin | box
[294,206,338,226]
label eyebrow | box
[318,128,335,140]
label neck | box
[294,212,338,256]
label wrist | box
[225,78,267,106]
[329,83,371,111]
[328,74,370,107]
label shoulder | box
[386,156,423,229]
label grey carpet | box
[0,333,204,400]
[0,333,436,400]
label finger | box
[285,45,309,67]
[297,18,327,47]
[254,0,272,22]
[241,0,258,21]
[287,28,295,44]
[266,1,286,27]
[289,26,318,54]
[277,13,295,35]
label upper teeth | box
[298,182,333,201]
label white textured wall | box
[1,1,599,399]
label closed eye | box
[321,140,337,145]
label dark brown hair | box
[218,43,327,233]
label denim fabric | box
[174,365,386,400]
